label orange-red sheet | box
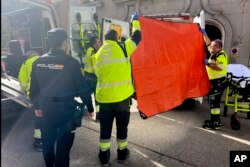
[131,17,210,118]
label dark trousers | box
[40,100,75,167]
[99,97,131,141]
[208,77,227,123]
[85,72,97,94]
[41,127,74,167]
[28,108,41,138]
[34,114,42,130]
[208,77,227,109]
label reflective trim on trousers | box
[117,138,128,150]
[99,139,111,151]
[211,108,220,115]
[34,129,41,138]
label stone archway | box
[205,16,232,56]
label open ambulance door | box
[68,6,97,66]
[1,0,59,108]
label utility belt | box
[59,100,85,132]
[50,96,72,103]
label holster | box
[60,100,85,132]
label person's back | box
[33,49,82,98]
[30,28,94,167]
[18,50,39,96]
[95,34,134,103]
[94,29,133,166]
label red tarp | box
[131,17,210,118]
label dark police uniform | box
[30,28,93,167]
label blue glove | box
[205,59,209,65]
[131,11,139,22]
[200,29,207,36]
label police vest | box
[206,50,228,80]
[94,40,134,103]
[84,47,95,73]
[125,38,137,58]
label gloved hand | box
[204,59,209,65]
[200,29,207,36]
[131,11,139,22]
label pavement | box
[1,98,250,167]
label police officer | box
[30,28,94,167]
[94,29,133,166]
[18,50,42,151]
[201,29,228,130]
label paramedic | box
[201,29,228,130]
[18,50,42,151]
[30,28,94,167]
[84,36,102,121]
[94,29,133,166]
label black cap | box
[47,28,68,47]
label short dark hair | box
[213,39,223,49]
[47,28,68,48]
[89,36,98,47]
[105,29,118,41]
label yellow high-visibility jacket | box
[206,50,228,80]
[132,20,141,33]
[125,38,137,58]
[84,47,95,73]
[94,40,134,103]
[18,55,39,96]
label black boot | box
[99,149,110,167]
[117,148,130,163]
[203,114,220,130]
[33,138,42,152]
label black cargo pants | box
[99,97,131,149]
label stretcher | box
[1,75,31,108]
[223,64,250,130]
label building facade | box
[52,0,250,66]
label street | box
[1,99,250,167]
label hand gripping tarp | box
[131,17,210,118]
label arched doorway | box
[204,24,222,58]
[206,24,221,41]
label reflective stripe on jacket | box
[206,50,228,80]
[18,55,39,96]
[94,40,134,103]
